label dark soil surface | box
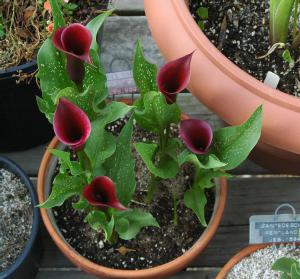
[0,169,33,272]
[72,0,110,24]
[190,0,300,97]
[52,120,216,270]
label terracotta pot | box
[216,244,280,278]
[144,0,300,174]
[37,136,227,279]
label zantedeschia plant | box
[133,41,263,226]
[36,0,158,244]
[37,0,263,244]
[270,0,299,46]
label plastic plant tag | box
[249,204,300,244]
[264,71,280,89]
[107,71,137,95]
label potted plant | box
[144,0,300,174]
[216,244,300,278]
[36,1,263,278]
[0,155,42,279]
[0,0,109,151]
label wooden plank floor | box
[3,1,300,278]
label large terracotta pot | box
[216,244,281,278]
[37,137,227,279]
[144,0,300,174]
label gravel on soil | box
[226,244,300,279]
[0,168,33,272]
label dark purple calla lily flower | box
[83,176,127,211]
[52,23,92,84]
[157,52,194,104]
[53,98,91,150]
[179,119,213,155]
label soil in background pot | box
[190,0,300,97]
[226,244,300,279]
[0,0,110,152]
[0,70,54,152]
[52,119,215,270]
[0,168,33,272]
[0,0,110,70]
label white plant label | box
[249,204,300,244]
[106,71,137,96]
[264,71,280,89]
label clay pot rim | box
[38,136,227,278]
[169,0,300,113]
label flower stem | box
[77,150,92,181]
[145,174,157,204]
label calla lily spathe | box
[53,98,91,150]
[180,118,213,155]
[83,176,127,211]
[52,23,92,84]
[157,52,194,103]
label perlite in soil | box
[226,244,300,279]
[0,168,33,272]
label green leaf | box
[134,91,180,133]
[86,10,113,53]
[85,120,116,177]
[37,38,75,122]
[84,102,133,177]
[38,173,85,208]
[49,149,83,176]
[100,101,133,124]
[210,105,262,170]
[272,257,298,273]
[165,138,182,161]
[197,21,205,30]
[197,169,230,189]
[54,85,105,121]
[36,96,53,122]
[270,0,294,44]
[178,150,226,169]
[115,217,129,234]
[135,142,179,179]
[291,262,300,279]
[72,197,89,211]
[104,116,136,205]
[196,7,208,19]
[83,49,108,102]
[85,210,114,241]
[50,0,65,30]
[184,186,207,227]
[115,209,159,240]
[133,40,158,96]
[282,49,295,67]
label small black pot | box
[0,155,43,279]
[0,61,54,152]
